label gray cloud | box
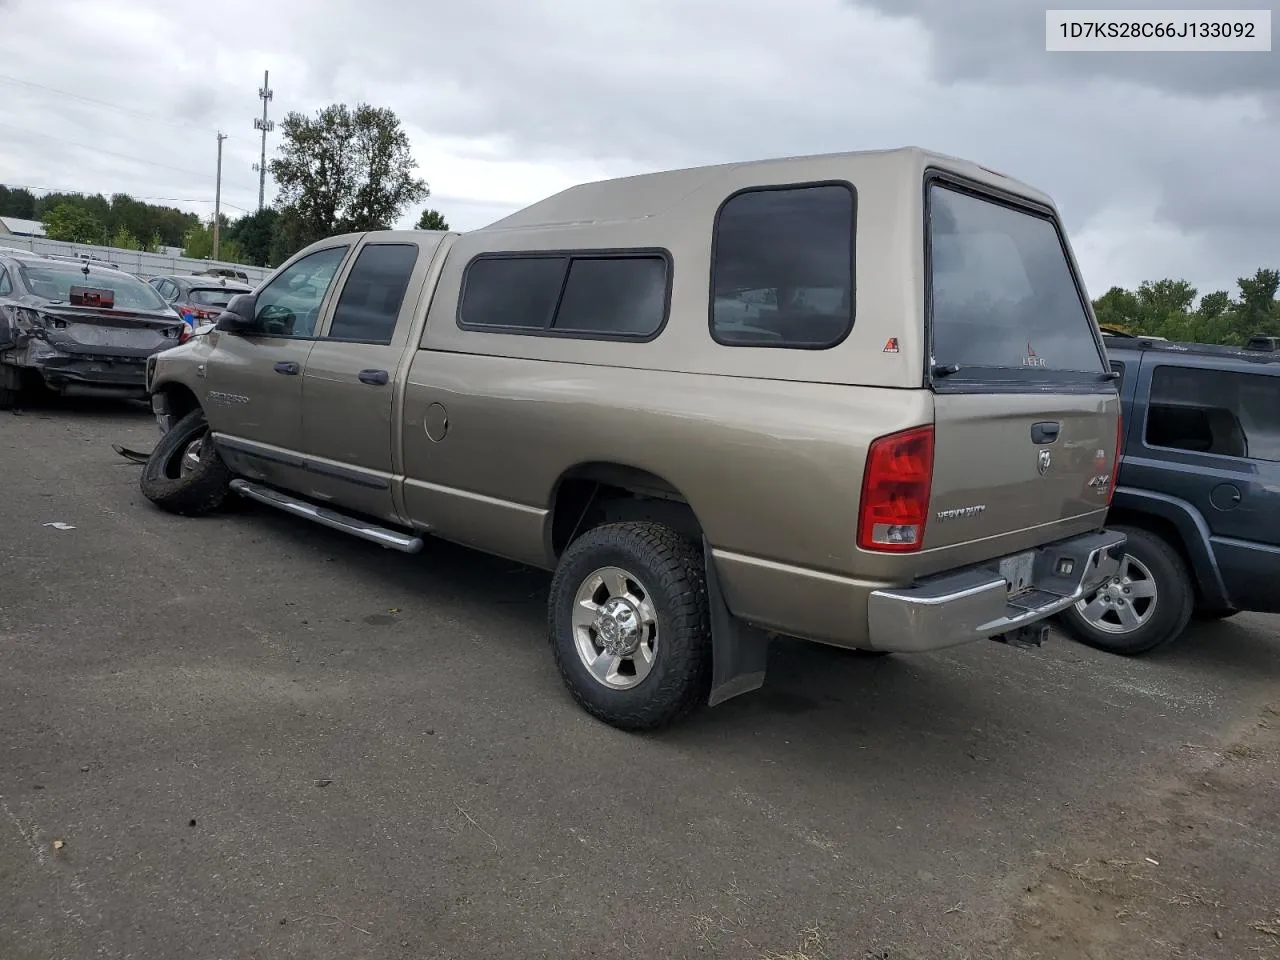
[0,0,1274,298]
[853,0,1280,97]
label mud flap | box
[703,536,771,707]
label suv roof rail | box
[1245,334,1278,352]
[1099,325,1137,338]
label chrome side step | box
[229,479,425,554]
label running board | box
[229,479,425,553]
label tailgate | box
[921,174,1118,561]
[928,391,1119,551]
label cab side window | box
[325,243,418,344]
[253,246,350,338]
[0,268,11,297]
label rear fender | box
[1110,486,1229,608]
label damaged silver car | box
[0,250,189,408]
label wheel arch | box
[544,461,771,710]
[1108,487,1230,609]
[151,379,202,425]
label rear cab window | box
[926,179,1107,386]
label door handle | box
[273,361,300,376]
[1031,421,1060,444]
[358,369,389,386]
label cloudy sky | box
[0,0,1275,298]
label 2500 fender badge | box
[207,391,250,406]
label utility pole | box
[213,131,226,260]
[252,70,274,212]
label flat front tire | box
[140,408,232,516]
[547,521,713,731]
[1057,525,1193,655]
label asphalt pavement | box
[2,399,1278,960]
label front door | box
[298,237,436,522]
[202,243,352,493]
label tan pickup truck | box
[141,146,1125,730]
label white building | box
[0,216,47,238]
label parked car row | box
[0,247,254,407]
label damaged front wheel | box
[140,408,232,516]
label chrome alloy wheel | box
[571,566,659,690]
[1073,553,1158,634]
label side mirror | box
[215,293,258,333]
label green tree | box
[1092,286,1142,332]
[147,231,166,253]
[42,202,105,243]
[225,207,279,267]
[415,208,449,231]
[111,225,139,250]
[269,102,429,258]
[0,184,37,219]
[1235,268,1280,337]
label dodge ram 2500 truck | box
[141,146,1126,730]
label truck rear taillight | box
[1107,416,1122,505]
[857,424,935,553]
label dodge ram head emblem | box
[1037,448,1052,475]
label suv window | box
[1146,365,1280,462]
[327,243,418,343]
[927,182,1105,382]
[253,246,349,337]
[710,183,855,349]
[459,253,668,339]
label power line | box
[0,121,258,194]
[0,73,217,136]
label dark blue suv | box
[1056,330,1280,654]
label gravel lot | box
[2,399,1278,960]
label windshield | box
[18,262,170,311]
[189,287,247,307]
[927,183,1105,381]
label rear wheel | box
[140,408,232,516]
[1057,525,1192,655]
[547,521,713,731]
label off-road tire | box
[1057,525,1193,656]
[548,521,713,731]
[140,408,232,516]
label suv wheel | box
[547,521,713,731]
[139,408,233,516]
[1057,525,1192,655]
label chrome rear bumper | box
[866,529,1126,653]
